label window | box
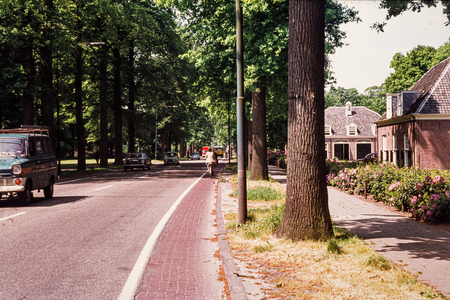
[334,140,349,160]
[325,125,331,136]
[348,124,357,136]
[356,140,372,160]
[382,135,388,161]
[403,133,410,167]
[404,133,409,150]
[392,135,398,165]
[35,139,45,155]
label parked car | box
[191,152,201,160]
[357,152,378,163]
[0,126,58,205]
[164,151,180,165]
[124,152,151,171]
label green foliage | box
[384,45,437,93]
[365,254,394,271]
[325,86,386,115]
[327,239,342,254]
[254,241,273,253]
[383,40,450,95]
[231,186,284,201]
[179,0,360,149]
[373,1,450,32]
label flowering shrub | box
[327,162,450,223]
[267,150,283,165]
[267,150,287,169]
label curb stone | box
[216,181,248,300]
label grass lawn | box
[223,168,446,299]
[59,158,122,179]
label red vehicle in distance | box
[202,146,209,158]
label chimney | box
[386,94,397,119]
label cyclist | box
[205,147,216,177]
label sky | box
[329,0,450,94]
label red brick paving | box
[134,171,224,300]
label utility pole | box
[236,0,247,224]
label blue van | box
[0,126,57,205]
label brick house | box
[375,57,450,169]
[325,102,380,160]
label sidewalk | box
[267,165,450,297]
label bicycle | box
[207,162,215,178]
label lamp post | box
[154,108,158,160]
[236,0,247,224]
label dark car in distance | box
[123,153,151,171]
[357,152,377,163]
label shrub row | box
[267,150,287,169]
[326,159,450,223]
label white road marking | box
[0,212,27,222]
[117,173,206,300]
[94,185,113,191]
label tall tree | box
[275,0,333,241]
[40,0,55,147]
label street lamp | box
[154,108,158,160]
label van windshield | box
[0,138,26,157]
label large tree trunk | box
[249,86,268,181]
[99,41,108,168]
[75,3,86,171]
[22,42,35,125]
[113,47,123,165]
[128,42,136,153]
[275,0,333,241]
[40,0,55,148]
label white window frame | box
[403,133,410,167]
[348,124,357,136]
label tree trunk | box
[249,86,268,181]
[75,3,85,171]
[247,119,252,171]
[99,41,108,168]
[274,0,333,241]
[22,41,35,125]
[40,0,55,149]
[113,47,123,165]
[128,43,136,153]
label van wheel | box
[18,183,33,206]
[44,178,54,199]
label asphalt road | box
[0,159,208,300]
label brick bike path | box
[134,164,227,300]
[267,165,450,297]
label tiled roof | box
[325,105,381,136]
[406,57,450,114]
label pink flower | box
[411,196,418,204]
[426,176,431,182]
[427,211,433,216]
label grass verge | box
[223,173,447,299]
